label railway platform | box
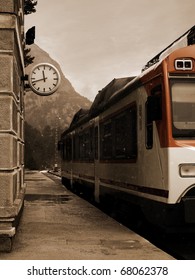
[0,171,174,260]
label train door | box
[94,118,100,202]
[145,82,165,190]
[145,84,162,149]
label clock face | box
[28,63,61,96]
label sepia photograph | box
[0,0,195,268]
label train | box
[59,26,195,228]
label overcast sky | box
[25,0,195,101]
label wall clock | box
[28,63,61,96]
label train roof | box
[69,108,89,128]
[89,77,135,117]
[61,77,135,136]
[142,25,195,71]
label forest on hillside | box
[24,122,62,170]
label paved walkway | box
[0,171,174,260]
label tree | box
[24,0,37,15]
[24,47,35,67]
[25,122,57,170]
[24,0,36,66]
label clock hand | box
[42,70,46,82]
[33,77,48,83]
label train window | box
[101,121,112,159]
[115,114,127,157]
[76,129,94,161]
[115,106,137,159]
[146,84,162,149]
[74,134,80,160]
[79,134,85,159]
[64,137,72,161]
[79,135,84,159]
[89,127,94,160]
[100,104,137,161]
[83,132,91,160]
[126,106,137,158]
[94,126,98,160]
[171,79,195,138]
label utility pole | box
[54,116,61,172]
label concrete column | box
[0,0,25,252]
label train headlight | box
[179,164,195,177]
[175,59,193,70]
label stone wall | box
[0,0,25,251]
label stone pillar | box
[0,0,25,251]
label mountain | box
[24,44,91,132]
[24,45,92,170]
